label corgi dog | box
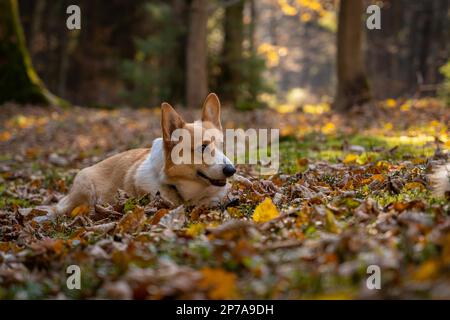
[56,93,236,215]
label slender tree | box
[220,0,244,104]
[0,0,65,106]
[335,0,370,111]
[186,0,208,108]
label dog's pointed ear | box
[201,93,222,130]
[161,102,185,142]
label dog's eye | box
[201,144,208,152]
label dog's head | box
[161,93,235,187]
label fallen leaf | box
[325,209,340,234]
[116,207,145,234]
[150,208,169,225]
[71,205,90,217]
[252,198,280,223]
[185,223,206,237]
[198,268,238,299]
[404,182,425,191]
[412,260,440,281]
[343,153,359,164]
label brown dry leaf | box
[150,208,169,225]
[18,207,48,220]
[392,200,426,212]
[393,202,408,212]
[116,207,146,234]
[441,233,450,265]
[208,220,254,241]
[86,222,117,233]
[198,268,238,299]
[30,238,65,255]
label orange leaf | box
[199,268,238,299]
[117,207,146,233]
[70,205,90,217]
[413,260,440,281]
[150,208,169,225]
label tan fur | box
[56,93,235,215]
[56,148,150,214]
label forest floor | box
[0,98,449,299]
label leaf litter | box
[0,99,449,299]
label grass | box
[279,132,436,174]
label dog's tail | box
[429,163,450,197]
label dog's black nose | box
[223,164,236,177]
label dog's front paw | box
[196,197,221,208]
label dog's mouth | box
[197,171,227,187]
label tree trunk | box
[334,0,371,111]
[29,0,46,56]
[0,0,65,106]
[249,0,256,53]
[220,0,244,105]
[171,0,188,105]
[186,0,208,108]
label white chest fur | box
[134,138,229,206]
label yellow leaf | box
[301,12,312,22]
[383,122,393,130]
[429,120,440,127]
[413,260,440,281]
[278,0,298,16]
[199,268,238,299]
[325,210,340,234]
[252,198,280,223]
[321,122,336,135]
[400,103,410,111]
[343,153,358,164]
[404,182,425,191]
[444,140,450,150]
[385,98,397,108]
[70,205,90,217]
[186,223,205,237]
[376,160,391,170]
[275,103,296,114]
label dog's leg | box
[55,170,97,215]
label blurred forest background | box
[2,0,449,110]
